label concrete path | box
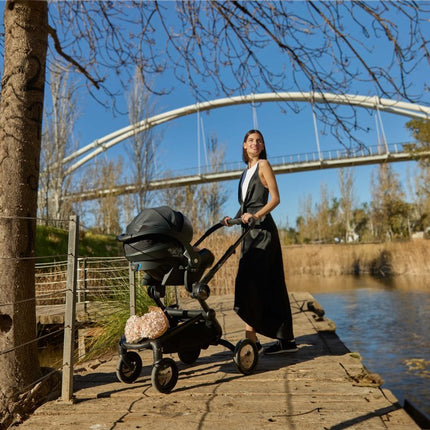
[18,293,419,429]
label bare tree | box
[297,194,316,244]
[405,119,430,231]
[125,69,159,213]
[158,134,228,232]
[39,66,79,224]
[314,183,333,243]
[0,2,48,424]
[1,0,430,422]
[338,168,356,242]
[198,135,228,229]
[89,157,124,235]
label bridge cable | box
[376,103,389,154]
[311,101,322,161]
[200,114,208,168]
[252,94,259,130]
[197,108,201,175]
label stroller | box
[116,206,258,393]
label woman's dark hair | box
[242,129,267,164]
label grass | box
[36,225,122,260]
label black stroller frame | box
[116,209,258,393]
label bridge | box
[65,142,430,202]
[54,91,430,202]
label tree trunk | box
[0,0,48,422]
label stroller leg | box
[151,340,163,363]
[218,338,235,352]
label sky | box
[74,81,421,228]
[1,2,429,229]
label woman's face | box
[243,132,264,159]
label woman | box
[223,130,297,355]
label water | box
[293,276,430,418]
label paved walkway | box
[18,293,418,429]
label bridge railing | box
[161,142,408,179]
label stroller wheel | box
[233,339,258,375]
[116,351,142,383]
[178,348,201,365]
[151,358,178,393]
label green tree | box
[405,119,430,231]
[371,164,408,240]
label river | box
[288,275,430,419]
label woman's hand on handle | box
[221,216,232,227]
[241,212,258,225]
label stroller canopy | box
[118,206,195,281]
[125,206,193,245]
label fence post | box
[129,263,136,316]
[62,215,79,402]
[82,258,88,313]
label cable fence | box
[0,214,137,403]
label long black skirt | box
[234,215,294,340]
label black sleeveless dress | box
[234,163,294,341]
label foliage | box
[292,162,419,243]
[35,225,122,260]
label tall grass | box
[196,232,430,295]
[84,273,155,360]
[282,239,430,278]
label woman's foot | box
[264,339,298,355]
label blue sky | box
[1,2,429,228]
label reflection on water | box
[292,275,430,418]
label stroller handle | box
[193,217,255,248]
[226,217,256,228]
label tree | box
[159,135,228,232]
[314,183,332,243]
[1,0,430,422]
[297,194,316,244]
[125,69,159,213]
[405,119,430,231]
[338,168,356,242]
[0,1,48,424]
[39,66,79,225]
[197,135,228,230]
[88,156,123,235]
[370,163,408,240]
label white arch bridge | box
[60,92,430,202]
